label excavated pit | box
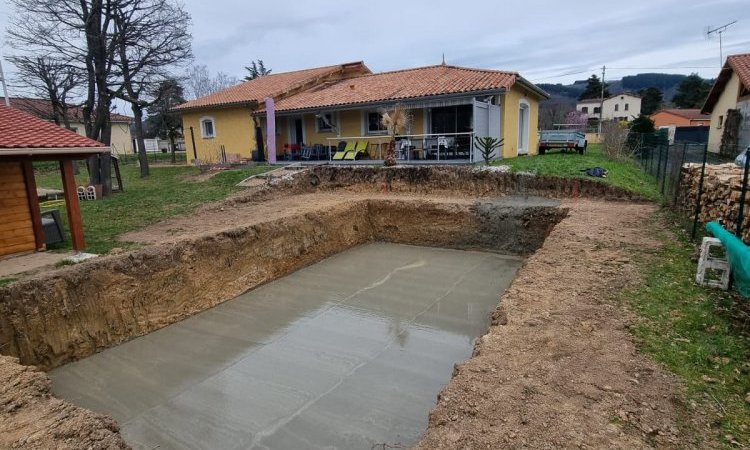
[0,168,604,449]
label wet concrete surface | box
[50,243,522,449]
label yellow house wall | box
[68,121,132,155]
[501,85,540,158]
[707,72,741,153]
[182,107,256,164]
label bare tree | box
[7,0,120,191]
[8,56,84,129]
[110,0,192,177]
[184,64,237,100]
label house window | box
[593,107,601,114]
[200,117,215,138]
[614,104,619,112]
[624,103,629,111]
[316,113,334,132]
[581,107,588,114]
[366,111,387,134]
[718,115,724,128]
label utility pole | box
[706,21,737,67]
[599,66,607,134]
[0,58,10,107]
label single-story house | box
[0,103,108,257]
[576,93,642,122]
[650,109,711,128]
[175,61,549,163]
[1,97,133,155]
[701,53,750,154]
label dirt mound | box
[0,356,128,449]
[414,200,716,449]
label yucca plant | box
[473,136,504,165]
[380,105,412,166]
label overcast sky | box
[1,0,749,92]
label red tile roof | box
[0,97,133,123]
[268,65,542,113]
[652,109,710,121]
[174,62,370,111]
[702,53,750,113]
[0,103,107,150]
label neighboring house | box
[576,93,642,122]
[701,53,750,154]
[0,97,133,156]
[175,61,549,163]
[650,109,711,128]
[0,103,108,257]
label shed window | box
[200,117,215,138]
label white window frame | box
[518,99,530,155]
[200,116,216,139]
[364,110,388,135]
[315,112,335,133]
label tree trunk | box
[132,106,149,177]
[170,134,176,164]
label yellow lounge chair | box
[332,141,355,160]
[344,140,368,160]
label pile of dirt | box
[414,200,718,449]
[0,356,127,450]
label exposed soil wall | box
[0,199,564,371]
[302,166,649,201]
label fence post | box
[655,143,663,183]
[736,150,750,239]
[691,144,709,240]
[672,142,688,206]
[661,144,670,194]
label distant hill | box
[538,73,690,103]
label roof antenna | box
[441,53,446,66]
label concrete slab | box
[0,251,73,278]
[50,243,523,450]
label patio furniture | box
[344,141,368,160]
[301,146,312,160]
[41,209,65,245]
[333,141,355,160]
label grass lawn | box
[625,214,750,445]
[34,163,272,254]
[494,144,662,201]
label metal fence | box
[633,136,749,243]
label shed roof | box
[0,103,108,156]
[266,64,547,113]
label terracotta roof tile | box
[174,62,369,111]
[268,65,521,113]
[702,53,750,113]
[653,109,710,120]
[727,53,750,89]
[0,103,106,149]
[0,97,133,123]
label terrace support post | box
[265,98,276,164]
[60,159,86,252]
[21,160,45,251]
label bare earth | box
[1,186,721,448]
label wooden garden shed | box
[0,103,108,257]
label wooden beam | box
[60,159,85,251]
[21,161,45,251]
